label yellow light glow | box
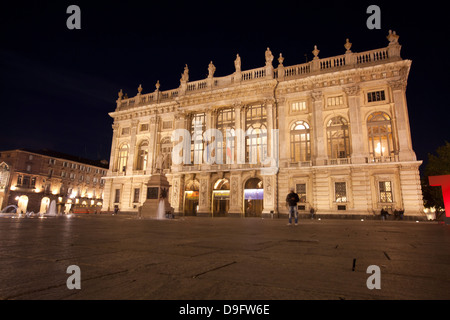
[10,186,16,191]
[52,190,58,195]
[375,142,385,155]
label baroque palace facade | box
[102,30,424,218]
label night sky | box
[0,1,448,172]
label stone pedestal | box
[138,173,174,219]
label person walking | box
[286,188,300,225]
[309,206,315,219]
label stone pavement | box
[1,214,449,300]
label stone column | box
[148,116,159,172]
[126,119,138,175]
[197,173,211,216]
[228,172,242,216]
[277,98,289,166]
[262,173,277,217]
[265,100,273,163]
[311,90,326,165]
[171,174,184,215]
[108,123,120,172]
[345,86,366,164]
[235,104,245,165]
[390,79,416,161]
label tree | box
[422,141,450,218]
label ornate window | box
[367,90,386,103]
[135,141,148,170]
[379,181,393,203]
[116,144,129,172]
[160,136,172,169]
[291,101,307,112]
[367,112,395,158]
[190,113,206,164]
[290,121,311,162]
[217,108,235,164]
[245,105,267,164]
[327,116,350,159]
[335,182,347,203]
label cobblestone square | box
[1,214,449,300]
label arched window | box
[135,140,148,170]
[245,105,267,164]
[290,121,311,162]
[160,136,172,169]
[191,113,206,165]
[217,108,235,164]
[367,112,395,158]
[116,144,129,172]
[327,116,350,159]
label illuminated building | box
[0,149,108,214]
[103,31,424,218]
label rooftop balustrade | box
[115,30,402,112]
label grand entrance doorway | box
[244,178,263,217]
[184,180,199,216]
[212,178,230,217]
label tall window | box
[335,182,347,202]
[217,108,235,164]
[117,144,129,172]
[290,121,311,162]
[367,112,395,158]
[246,105,267,164]
[191,113,206,164]
[327,116,350,159]
[114,189,120,203]
[136,140,148,170]
[160,136,173,169]
[379,181,393,203]
[133,188,140,203]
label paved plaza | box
[1,214,449,300]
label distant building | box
[103,31,424,219]
[0,149,108,214]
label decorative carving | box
[278,53,284,66]
[312,45,320,60]
[137,84,143,94]
[200,179,207,206]
[155,80,160,91]
[265,47,274,66]
[389,79,407,91]
[180,64,189,82]
[344,85,360,96]
[265,176,272,202]
[387,30,399,45]
[172,179,179,207]
[234,54,241,72]
[311,90,323,102]
[344,38,352,53]
[208,61,216,78]
[118,89,123,100]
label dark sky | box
[0,1,448,170]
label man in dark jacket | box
[286,188,300,225]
